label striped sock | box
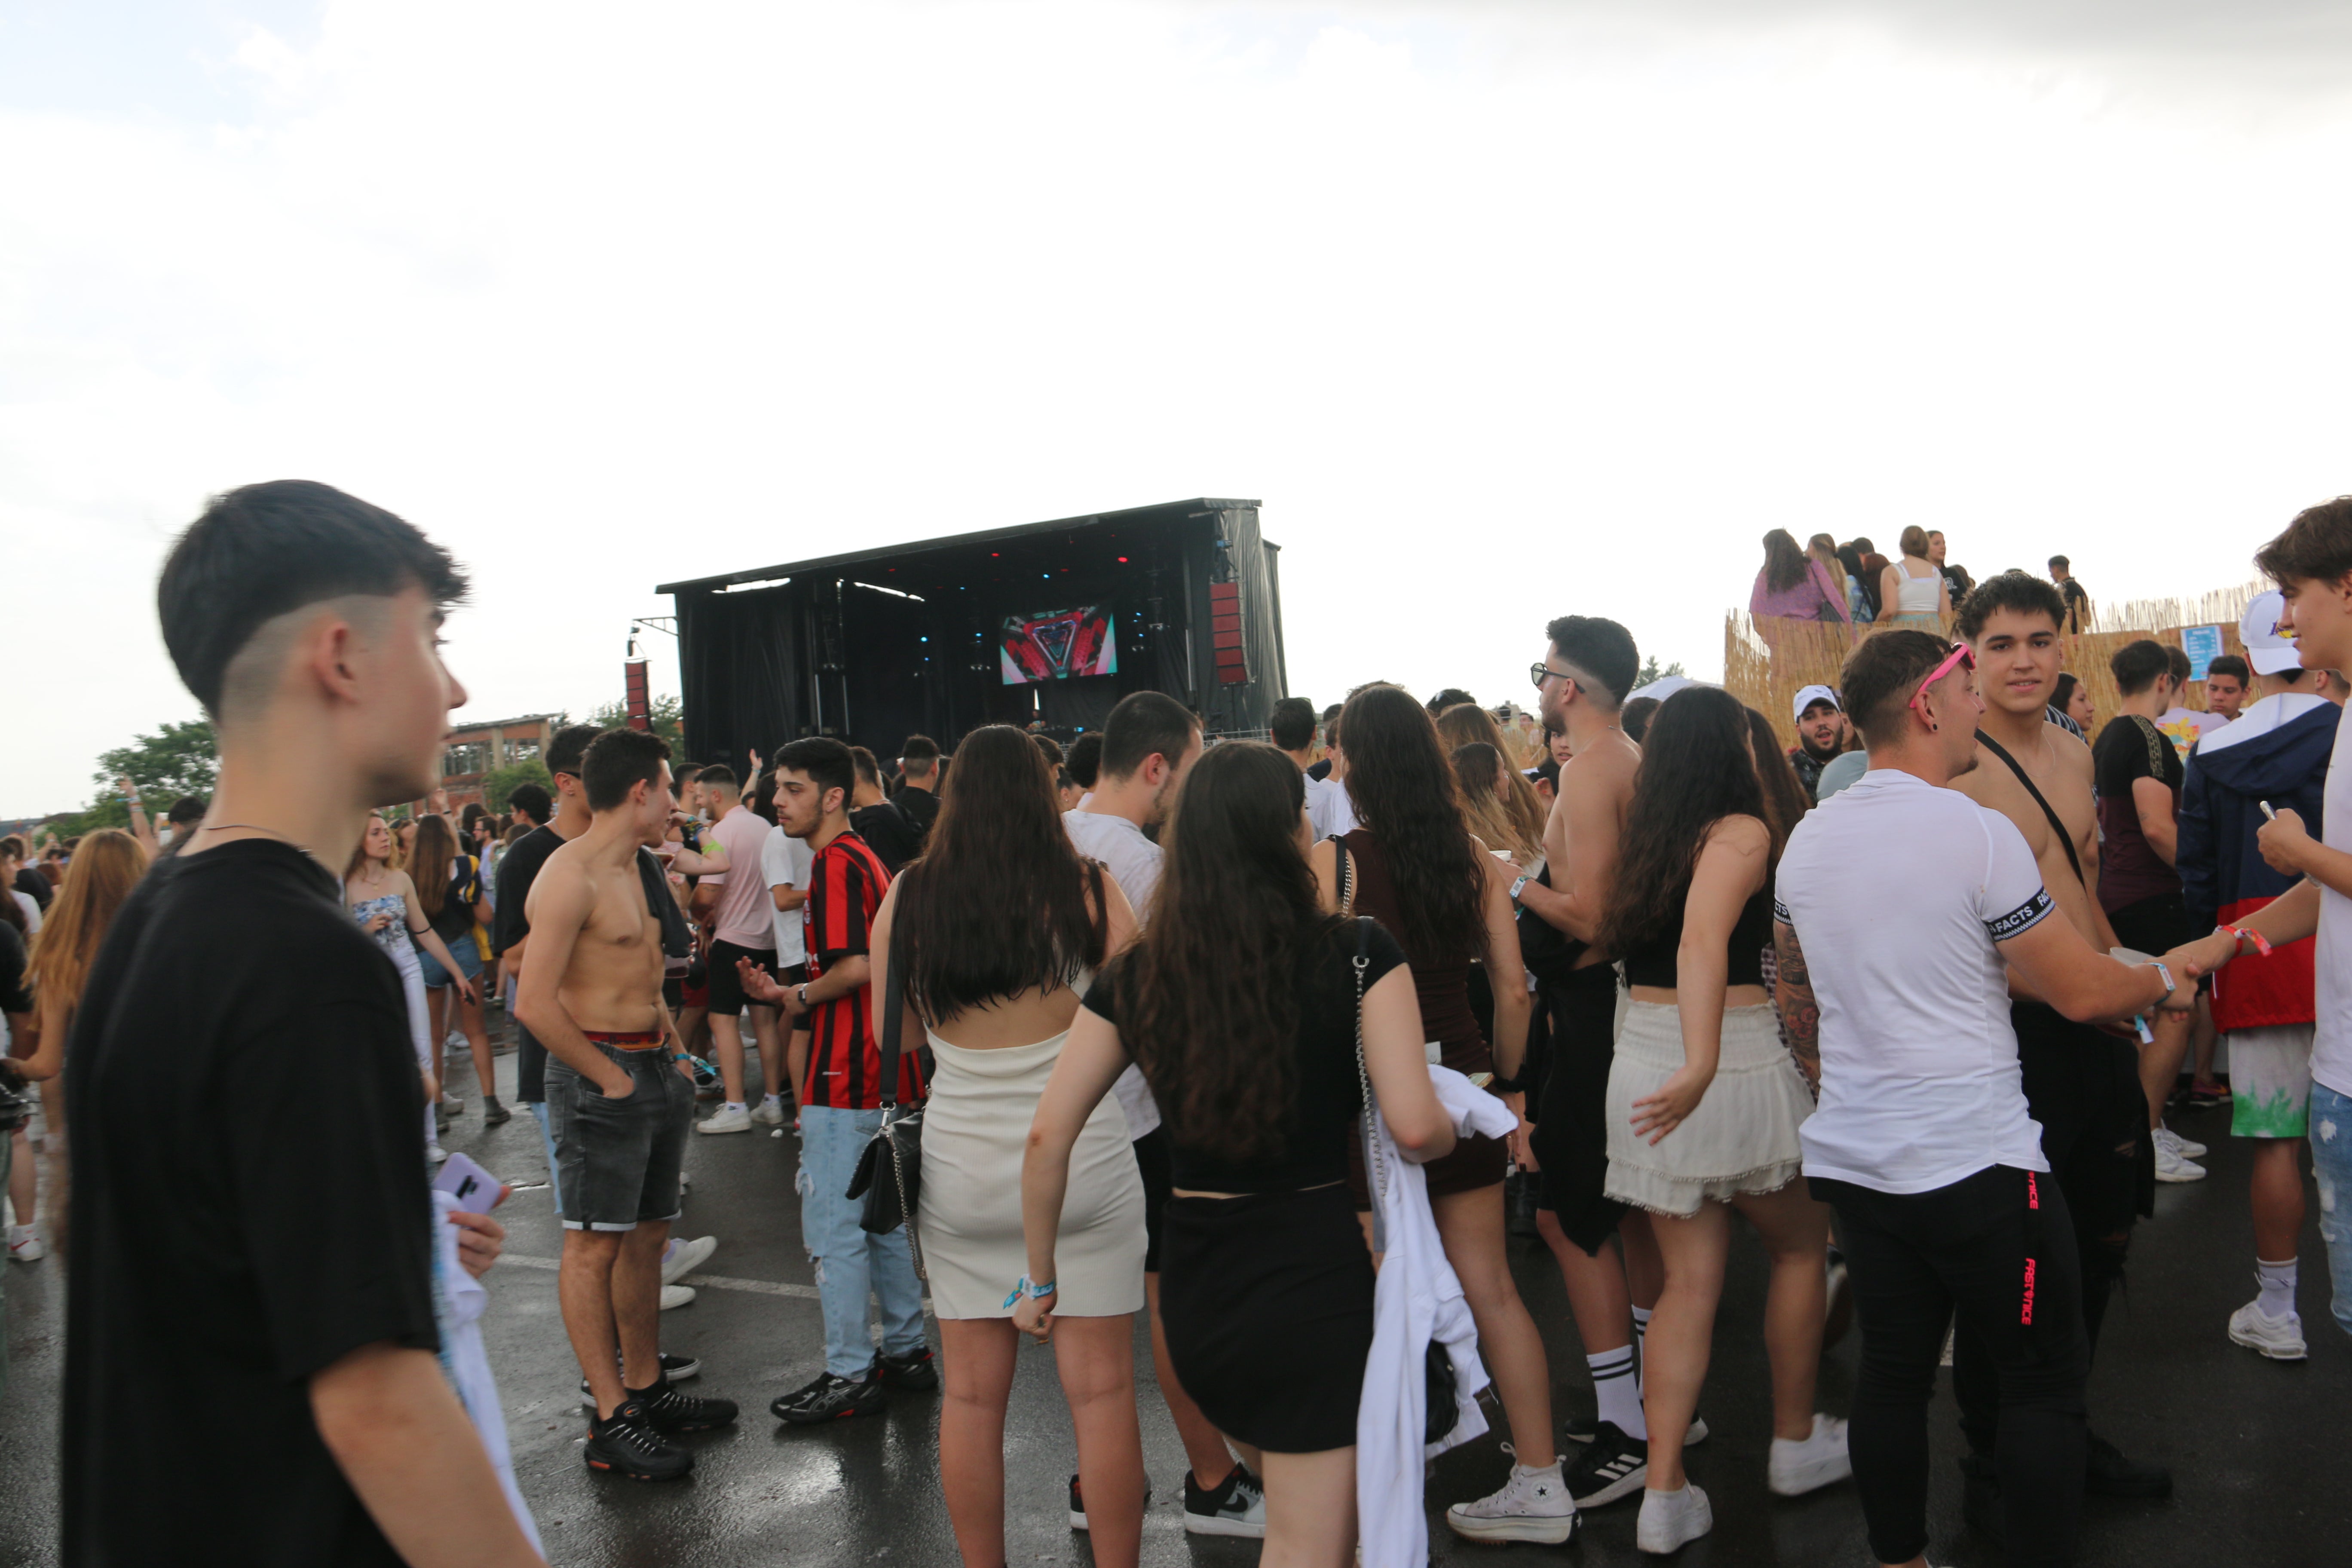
[1630,1304,1654,1393]
[1589,1346,1646,1440]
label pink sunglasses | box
[1908,641,1975,715]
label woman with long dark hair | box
[412,814,505,1126]
[1743,706,1816,848]
[1018,743,1453,1568]
[1596,687,1845,1553]
[1750,529,1851,626]
[873,726,1148,1568]
[1312,685,1570,1544]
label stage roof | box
[655,497,1264,597]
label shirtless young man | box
[1513,615,1668,1508]
[1948,572,2173,1513]
[519,728,738,1482]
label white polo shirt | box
[1776,768,2057,1194]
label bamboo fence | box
[1728,581,2269,753]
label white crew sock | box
[763,1092,784,1106]
[2257,1257,2299,1317]
[1589,1346,1646,1440]
[723,1100,747,1114]
[1630,1304,1654,1393]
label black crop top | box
[1620,882,1775,990]
[1081,919,1411,1192]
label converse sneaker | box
[2153,1138,2207,1183]
[661,1234,719,1287]
[1635,1482,1712,1553]
[873,1347,940,1390]
[1564,1421,1648,1508]
[482,1095,511,1126]
[750,1097,787,1127]
[584,1400,693,1480]
[1767,1413,1853,1496]
[1068,1473,1155,1531]
[631,1377,739,1433]
[1445,1461,1578,1544]
[2228,1298,2309,1361]
[771,1370,886,1424]
[697,1103,753,1135]
[1183,1464,1266,1537]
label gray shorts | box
[547,1041,693,1232]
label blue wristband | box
[1003,1275,1057,1311]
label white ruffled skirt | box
[1604,1001,1813,1217]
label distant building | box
[435,713,560,811]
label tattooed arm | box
[1773,919,1820,1091]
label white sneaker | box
[439,1091,464,1113]
[750,1099,787,1127]
[2156,1124,2208,1160]
[2154,1140,2208,1183]
[697,1104,753,1135]
[1445,1462,1578,1544]
[1635,1482,1712,1554]
[660,1284,697,1310]
[1767,1413,1853,1497]
[7,1225,45,1263]
[2228,1297,2308,1361]
[662,1235,718,1287]
[444,1029,467,1057]
[425,1142,450,1166]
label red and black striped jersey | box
[801,829,923,1109]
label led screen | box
[1001,605,1117,684]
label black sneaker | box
[1184,1464,1266,1537]
[581,1351,700,1405]
[483,1096,512,1126]
[2085,1431,2171,1499]
[630,1377,738,1433]
[873,1347,940,1390]
[584,1400,693,1480]
[1564,1421,1648,1508]
[1068,1473,1155,1531]
[771,1370,886,1424]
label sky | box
[8,0,2352,815]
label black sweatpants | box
[1814,1166,2089,1568]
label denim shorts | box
[546,1042,693,1231]
[419,936,483,990]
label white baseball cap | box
[1792,684,1841,723]
[2239,589,2302,676]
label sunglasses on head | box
[1908,641,1975,716]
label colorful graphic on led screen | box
[1001,605,1117,685]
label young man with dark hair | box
[1427,686,1478,715]
[1779,628,2186,1568]
[2203,654,2252,726]
[1516,615,1664,1508]
[1271,694,1348,840]
[522,729,738,1480]
[149,794,210,860]
[67,480,543,1565]
[845,745,921,873]
[743,737,934,1422]
[691,763,789,1135]
[2095,639,2203,1180]
[507,781,553,831]
[1066,730,1104,793]
[1949,570,2175,1512]
[1787,685,1848,797]
[2049,555,2089,634]
[894,734,943,840]
[2169,495,2352,1349]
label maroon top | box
[1341,828,1490,1076]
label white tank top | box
[1895,564,1942,612]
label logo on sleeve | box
[1772,897,1792,925]
[1984,888,2054,940]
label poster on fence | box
[2182,624,2224,680]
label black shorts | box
[547,1042,694,1231]
[1530,962,1629,1253]
[705,938,779,1017]
[1133,1126,1173,1273]
[2105,891,2191,960]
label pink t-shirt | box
[705,805,778,950]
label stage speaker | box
[1209,580,1249,686]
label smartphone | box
[432,1151,505,1213]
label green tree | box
[588,693,686,757]
[66,720,219,833]
[481,758,555,813]
[1635,656,1687,689]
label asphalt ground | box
[5,1016,2350,1567]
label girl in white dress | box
[869,726,1147,1568]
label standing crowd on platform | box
[11,479,2352,1568]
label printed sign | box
[2182,624,2224,681]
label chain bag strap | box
[845,900,928,1279]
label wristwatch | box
[795,983,811,1010]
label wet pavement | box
[6,1022,2351,1567]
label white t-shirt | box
[761,825,815,968]
[1063,806,1163,1139]
[11,890,38,936]
[701,805,779,951]
[1304,772,1357,840]
[2311,704,2352,1099]
[1776,768,2057,1194]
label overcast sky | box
[8,0,2352,815]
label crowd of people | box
[9,478,2352,1568]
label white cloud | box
[6,0,2352,811]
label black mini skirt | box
[1157,1184,1375,1454]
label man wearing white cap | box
[1786,685,1850,798]
[2173,589,2342,1359]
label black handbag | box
[844,916,926,1278]
[1514,860,1587,987]
[1346,913,1460,1446]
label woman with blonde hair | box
[1878,525,1951,631]
[1807,534,1854,616]
[1435,703,1550,865]
[1451,742,1544,871]
[19,827,151,1259]
[346,812,478,1162]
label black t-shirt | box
[849,801,923,874]
[63,841,437,1567]
[2092,715,2186,912]
[1307,758,1334,783]
[2058,577,2089,631]
[894,785,940,839]
[0,919,28,1015]
[493,824,691,1101]
[15,865,51,910]
[1082,919,1408,1192]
